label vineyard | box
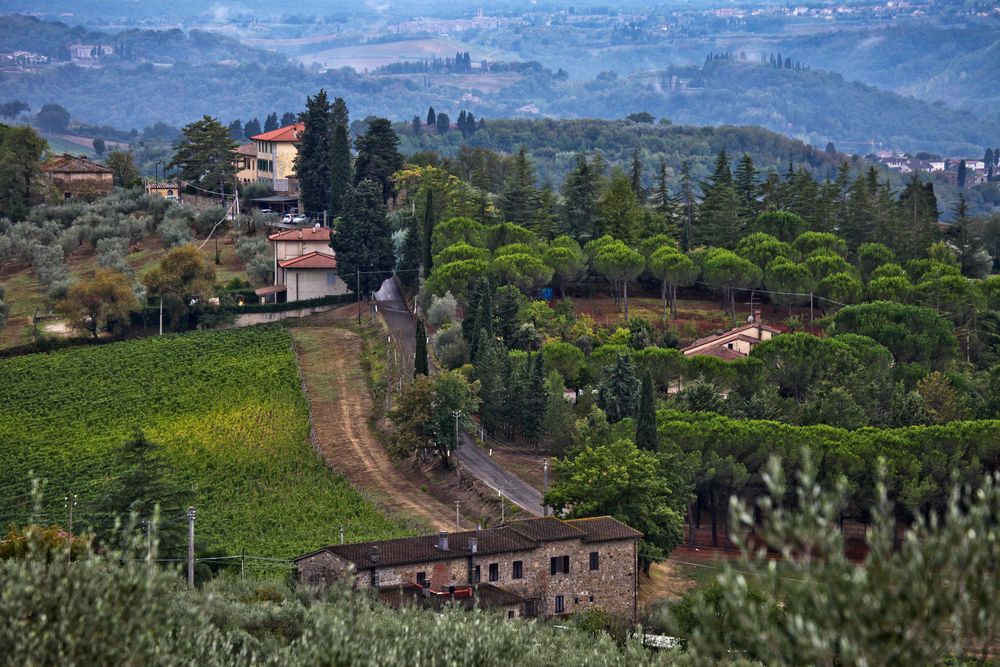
[0,325,415,558]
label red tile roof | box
[565,516,645,542]
[41,154,113,174]
[508,516,587,542]
[268,226,334,242]
[302,525,538,570]
[697,345,745,361]
[251,122,304,143]
[295,516,642,570]
[278,251,337,270]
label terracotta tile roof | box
[302,525,539,570]
[682,321,781,355]
[565,516,645,542]
[278,251,338,270]
[697,345,745,361]
[507,516,588,542]
[234,143,257,156]
[42,153,113,174]
[268,226,334,242]
[378,583,525,611]
[295,517,642,570]
[251,122,304,143]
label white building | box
[255,225,350,303]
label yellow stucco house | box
[251,122,303,194]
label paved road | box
[375,276,544,516]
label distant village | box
[873,150,998,189]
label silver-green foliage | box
[0,533,676,667]
[671,456,1000,665]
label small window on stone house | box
[512,560,523,579]
[416,571,426,585]
[555,595,564,613]
[589,551,599,570]
[474,565,481,583]
[489,563,499,582]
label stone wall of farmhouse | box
[295,537,637,620]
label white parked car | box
[282,213,310,224]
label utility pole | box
[500,485,505,524]
[455,500,460,530]
[65,493,74,559]
[543,460,549,516]
[146,520,154,561]
[159,296,163,336]
[187,507,196,588]
[241,549,245,581]
[357,268,361,324]
[809,292,814,332]
[452,411,461,463]
[339,525,345,545]
[386,335,392,412]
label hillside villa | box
[681,310,779,359]
[294,516,642,620]
[255,224,349,303]
[249,122,303,195]
[41,154,114,200]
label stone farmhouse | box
[41,154,114,200]
[681,310,780,360]
[254,225,349,303]
[294,516,642,620]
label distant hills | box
[0,15,996,158]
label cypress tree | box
[329,179,394,295]
[678,161,697,251]
[734,152,759,222]
[426,107,436,126]
[597,353,639,423]
[243,117,261,139]
[329,98,352,218]
[521,353,548,447]
[498,145,539,229]
[415,318,429,376]
[353,118,403,204]
[399,210,421,287]
[263,112,278,132]
[294,89,334,216]
[560,153,600,241]
[422,189,434,275]
[698,149,742,248]
[629,147,643,201]
[635,370,657,451]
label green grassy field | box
[0,325,415,558]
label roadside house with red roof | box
[256,224,348,303]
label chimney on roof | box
[468,537,478,554]
[437,531,449,551]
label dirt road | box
[374,277,544,516]
[290,313,453,531]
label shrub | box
[159,216,195,248]
[426,291,459,327]
[432,324,469,369]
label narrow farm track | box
[290,315,453,531]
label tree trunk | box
[623,280,629,320]
[661,281,668,322]
[688,503,695,548]
[711,490,718,547]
